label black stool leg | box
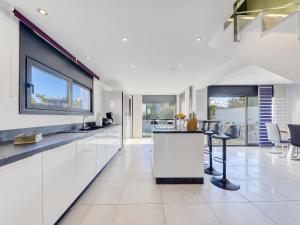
[205,134,221,176]
[211,139,240,191]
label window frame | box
[20,57,93,115]
[71,81,93,112]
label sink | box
[79,126,104,131]
[58,126,104,134]
[59,130,89,134]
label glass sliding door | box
[246,96,259,145]
[209,96,259,146]
[209,97,246,145]
[142,102,176,137]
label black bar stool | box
[204,123,222,176]
[211,125,241,191]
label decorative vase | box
[187,112,197,131]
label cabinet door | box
[106,126,121,158]
[43,142,77,225]
[116,125,122,150]
[96,132,107,173]
[0,155,43,225]
[77,136,97,192]
[105,129,115,161]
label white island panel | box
[152,131,204,183]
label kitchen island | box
[152,128,204,184]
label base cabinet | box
[43,142,77,225]
[96,132,107,173]
[76,136,97,193]
[0,125,122,225]
[0,154,43,225]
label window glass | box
[31,66,69,108]
[72,83,91,111]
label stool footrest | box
[213,156,224,164]
[204,150,210,155]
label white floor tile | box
[164,204,220,225]
[254,201,300,225]
[97,166,130,181]
[202,181,248,203]
[160,185,205,203]
[78,181,124,204]
[127,166,153,181]
[237,180,288,202]
[111,204,165,225]
[210,202,276,225]
[59,205,116,225]
[119,181,162,204]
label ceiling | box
[5,0,234,94]
[214,65,293,85]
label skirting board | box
[156,178,204,184]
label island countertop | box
[152,128,204,134]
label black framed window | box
[24,57,92,114]
[19,23,93,115]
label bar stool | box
[204,123,222,176]
[211,125,240,191]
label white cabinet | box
[0,154,43,225]
[77,136,97,192]
[153,133,204,178]
[43,142,77,225]
[106,126,122,159]
[96,132,107,173]
[0,126,122,225]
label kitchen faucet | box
[82,115,88,130]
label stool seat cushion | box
[212,134,233,140]
[205,131,216,135]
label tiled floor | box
[60,138,300,225]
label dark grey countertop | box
[153,128,204,134]
[0,125,120,167]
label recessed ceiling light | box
[195,36,203,43]
[122,37,128,43]
[131,65,136,69]
[178,64,183,69]
[37,8,48,15]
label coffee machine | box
[102,112,113,126]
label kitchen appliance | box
[106,112,113,124]
[102,112,114,126]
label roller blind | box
[142,95,177,104]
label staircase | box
[205,0,300,85]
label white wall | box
[0,9,105,130]
[287,84,300,124]
[273,85,288,131]
[195,88,208,120]
[132,94,142,138]
[103,91,123,125]
[123,93,132,139]
[177,87,190,116]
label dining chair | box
[288,124,300,160]
[265,122,290,154]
